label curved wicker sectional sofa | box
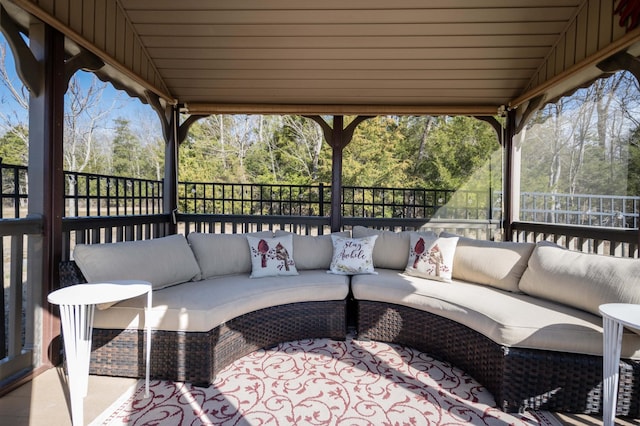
[59,227,640,417]
[60,232,349,386]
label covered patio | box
[1,0,640,424]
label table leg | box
[603,316,623,426]
[59,303,95,426]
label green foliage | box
[0,124,27,165]
[175,114,503,194]
[342,116,407,187]
[398,116,500,190]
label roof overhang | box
[2,0,640,117]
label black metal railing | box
[64,171,163,217]
[178,180,500,220]
[0,164,163,219]
[341,186,499,220]
[1,164,27,219]
[180,182,329,216]
[2,162,639,231]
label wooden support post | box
[304,115,373,232]
[27,23,66,368]
[148,94,208,233]
[330,116,344,232]
[2,9,105,381]
[165,107,179,234]
[503,109,517,241]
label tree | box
[0,43,28,141]
[343,116,407,187]
[400,116,499,189]
[245,115,330,184]
[522,70,640,197]
[64,73,117,174]
[0,124,27,165]
[179,115,248,183]
[111,118,142,177]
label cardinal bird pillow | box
[405,233,458,282]
[246,234,298,278]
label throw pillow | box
[404,234,459,282]
[246,234,298,278]
[352,226,438,270]
[328,235,378,275]
[274,230,350,270]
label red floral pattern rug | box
[91,337,561,425]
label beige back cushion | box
[352,226,437,270]
[73,234,201,290]
[440,232,534,292]
[274,230,350,270]
[187,231,273,278]
[519,243,640,315]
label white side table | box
[599,303,640,426]
[48,281,152,426]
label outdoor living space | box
[3,1,640,425]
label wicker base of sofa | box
[89,300,347,386]
[356,300,640,416]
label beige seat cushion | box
[352,269,640,359]
[274,230,350,270]
[440,233,534,292]
[187,231,273,278]
[352,226,437,270]
[93,270,350,332]
[519,243,640,315]
[73,234,201,291]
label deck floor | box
[0,367,639,425]
[0,367,136,426]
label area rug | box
[91,337,562,425]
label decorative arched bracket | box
[514,95,544,134]
[178,114,209,144]
[64,48,104,89]
[303,115,333,147]
[302,115,374,149]
[0,5,41,95]
[597,51,640,84]
[146,90,174,143]
[474,116,504,146]
[146,91,208,144]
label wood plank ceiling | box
[5,0,640,115]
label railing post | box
[319,182,324,217]
[503,108,519,241]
